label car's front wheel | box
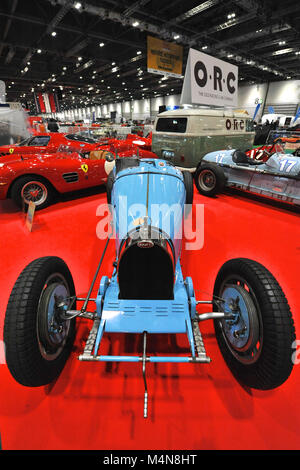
[182,170,194,205]
[10,176,54,210]
[194,164,226,197]
[213,258,296,390]
[4,256,76,387]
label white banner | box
[0,80,6,103]
[43,93,51,114]
[180,48,238,107]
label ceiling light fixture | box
[272,48,293,56]
[51,31,57,37]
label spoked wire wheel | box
[21,180,48,206]
[10,176,54,210]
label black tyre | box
[10,175,54,210]
[182,170,194,205]
[4,257,76,387]
[106,170,114,205]
[213,258,296,390]
[194,164,226,197]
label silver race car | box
[195,142,300,206]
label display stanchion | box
[25,201,36,232]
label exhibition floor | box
[0,187,299,451]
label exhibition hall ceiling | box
[1,0,300,110]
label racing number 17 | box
[279,159,297,172]
[215,154,226,163]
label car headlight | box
[162,150,175,159]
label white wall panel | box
[266,80,300,104]
[238,80,300,120]
[56,79,300,124]
[238,83,268,120]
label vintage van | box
[151,108,255,171]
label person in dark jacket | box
[47,118,59,132]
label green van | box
[152,108,255,171]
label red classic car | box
[0,133,106,157]
[0,131,154,157]
[125,132,152,151]
[246,144,275,161]
[90,134,152,155]
[0,145,157,210]
[247,131,300,161]
[247,138,300,162]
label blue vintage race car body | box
[201,148,300,205]
[3,157,297,418]
[90,158,199,341]
[112,158,185,262]
[95,159,194,337]
[79,158,207,416]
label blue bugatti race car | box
[194,143,300,205]
[3,156,296,417]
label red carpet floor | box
[0,186,299,450]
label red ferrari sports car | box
[0,131,153,157]
[0,145,157,210]
[125,132,152,151]
[90,133,152,154]
[0,133,104,157]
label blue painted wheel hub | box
[38,280,71,360]
[46,283,69,342]
[221,284,259,352]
